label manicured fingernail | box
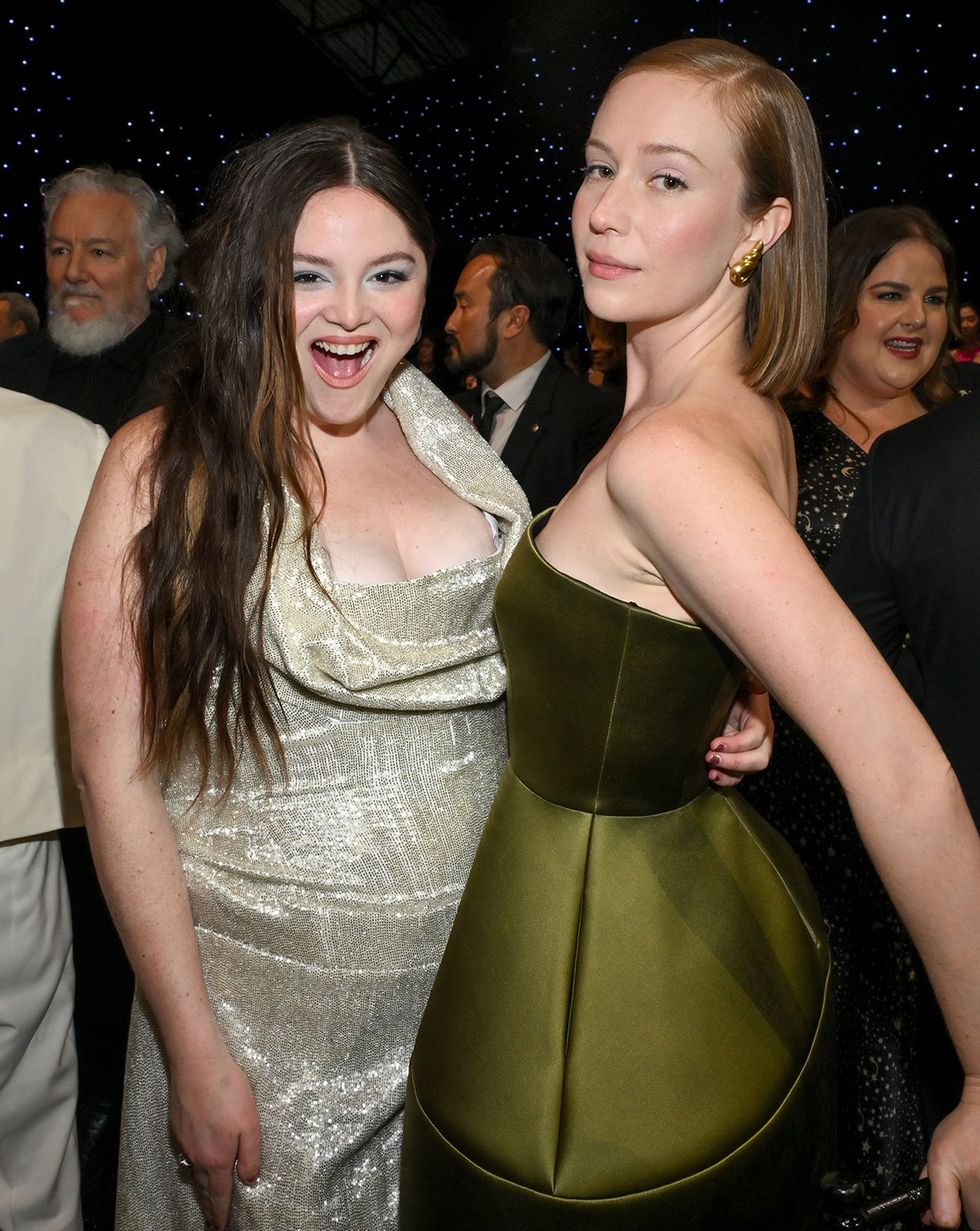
[709,770,720,782]
[708,753,721,766]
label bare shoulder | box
[102,407,166,481]
[66,407,169,593]
[606,388,792,524]
[88,407,167,530]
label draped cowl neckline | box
[259,361,531,709]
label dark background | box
[2,0,977,352]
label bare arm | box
[609,418,980,1228]
[62,414,260,1229]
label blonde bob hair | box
[614,38,828,399]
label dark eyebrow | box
[585,136,705,168]
[292,250,418,267]
[867,279,948,294]
[371,250,418,266]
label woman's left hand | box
[922,1076,980,1229]
[706,674,773,786]
[170,1043,262,1231]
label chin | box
[301,380,388,432]
[47,304,139,357]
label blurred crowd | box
[3,110,980,1231]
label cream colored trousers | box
[0,834,82,1231]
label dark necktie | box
[479,389,505,440]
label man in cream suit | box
[0,388,106,1231]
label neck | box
[480,339,548,389]
[623,296,748,409]
[300,395,392,451]
[822,384,925,450]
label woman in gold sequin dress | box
[59,121,534,1231]
[61,118,771,1231]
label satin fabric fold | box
[402,515,833,1229]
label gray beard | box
[46,290,146,357]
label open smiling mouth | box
[884,338,922,357]
[311,340,378,387]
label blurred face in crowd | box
[0,300,26,342]
[292,186,427,433]
[587,315,626,374]
[959,304,979,343]
[415,334,436,370]
[832,238,948,402]
[444,254,501,376]
[46,190,164,356]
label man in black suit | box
[0,165,185,436]
[827,396,980,1147]
[827,396,979,823]
[445,234,621,515]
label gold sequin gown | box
[114,365,530,1231]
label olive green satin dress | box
[400,517,834,1229]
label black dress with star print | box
[741,409,926,1202]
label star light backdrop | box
[1,0,977,348]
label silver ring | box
[176,1152,192,1169]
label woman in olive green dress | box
[402,38,980,1231]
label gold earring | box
[729,239,765,287]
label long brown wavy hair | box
[130,118,435,794]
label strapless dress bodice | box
[498,520,744,816]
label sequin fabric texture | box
[742,409,925,1199]
[115,364,531,1231]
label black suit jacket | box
[460,355,622,516]
[0,309,185,435]
[827,396,980,822]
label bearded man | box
[446,234,621,515]
[0,169,186,1228]
[0,165,185,435]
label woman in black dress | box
[742,204,962,1200]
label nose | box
[64,247,89,285]
[326,282,371,332]
[445,305,459,336]
[584,176,629,235]
[900,304,926,330]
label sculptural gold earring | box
[729,240,765,287]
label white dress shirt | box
[481,350,551,455]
